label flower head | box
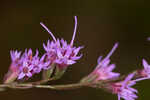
[134,59,150,82]
[91,43,120,81]
[8,49,50,80]
[4,50,22,83]
[141,59,150,77]
[41,16,83,68]
[111,73,138,100]
[55,39,83,68]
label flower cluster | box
[10,49,49,79]
[41,16,83,69]
[80,42,150,100]
[6,16,82,80]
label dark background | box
[0,0,150,100]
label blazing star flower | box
[134,59,150,82]
[91,43,120,81]
[111,73,138,100]
[41,16,83,68]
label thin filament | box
[40,22,56,42]
[105,42,119,60]
[70,16,77,46]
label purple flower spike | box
[41,16,83,68]
[111,73,138,100]
[92,43,120,80]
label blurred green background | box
[0,0,150,100]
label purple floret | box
[134,59,150,82]
[18,60,33,79]
[10,50,21,62]
[112,73,138,100]
[55,40,83,68]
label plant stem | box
[34,83,88,90]
[0,82,90,90]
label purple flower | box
[32,54,50,72]
[55,39,83,68]
[22,49,38,62]
[42,40,59,69]
[8,49,50,80]
[9,50,22,71]
[91,43,120,81]
[4,50,22,83]
[16,49,39,79]
[134,59,150,82]
[10,50,21,62]
[18,60,33,79]
[41,16,83,68]
[111,73,138,100]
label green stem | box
[34,83,87,90]
[0,82,90,90]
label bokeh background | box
[0,0,150,100]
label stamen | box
[40,22,56,42]
[97,42,119,67]
[105,42,119,60]
[134,77,150,82]
[70,16,77,46]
